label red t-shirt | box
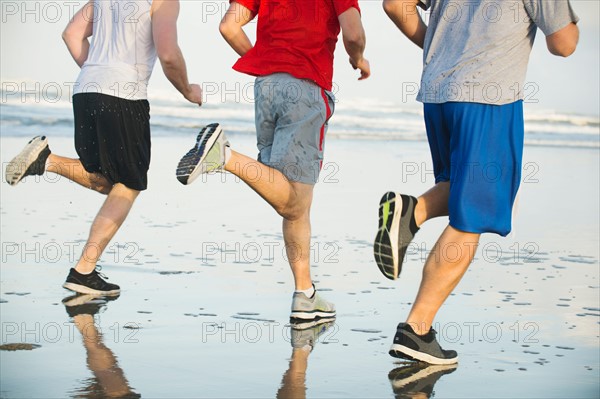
[231,0,360,91]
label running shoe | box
[374,192,419,280]
[290,318,335,351]
[176,123,229,185]
[5,135,51,186]
[290,286,336,321]
[388,362,457,397]
[63,266,121,296]
[62,293,120,317]
[389,323,458,365]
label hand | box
[350,57,371,80]
[185,84,203,106]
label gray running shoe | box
[388,362,457,398]
[290,287,336,321]
[290,318,335,351]
[176,123,229,185]
[389,323,458,365]
[5,135,51,186]
[374,192,419,280]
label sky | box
[1,0,598,116]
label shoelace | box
[94,265,109,280]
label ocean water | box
[1,90,598,148]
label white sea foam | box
[1,89,598,148]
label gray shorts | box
[255,73,335,185]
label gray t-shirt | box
[416,0,579,105]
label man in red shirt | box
[176,0,369,323]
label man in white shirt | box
[5,0,202,295]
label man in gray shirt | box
[375,0,579,364]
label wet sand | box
[1,135,598,398]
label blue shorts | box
[424,101,524,236]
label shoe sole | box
[290,316,336,330]
[5,136,48,186]
[176,123,223,185]
[374,192,401,280]
[63,282,121,296]
[62,293,104,307]
[389,343,458,365]
[290,309,336,322]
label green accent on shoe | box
[374,192,420,280]
[382,200,390,229]
[374,192,400,280]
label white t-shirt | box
[74,0,156,100]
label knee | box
[95,184,112,195]
[87,173,112,195]
[276,182,313,221]
[276,202,309,221]
[109,183,141,200]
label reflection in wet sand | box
[277,319,335,399]
[388,362,457,399]
[277,346,310,399]
[63,294,140,399]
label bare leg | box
[75,183,139,274]
[73,314,134,397]
[282,201,313,291]
[414,181,450,227]
[276,348,309,399]
[406,225,480,335]
[46,154,112,194]
[225,150,314,290]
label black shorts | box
[73,93,151,191]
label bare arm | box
[338,7,370,80]
[382,0,427,49]
[62,0,94,68]
[151,0,202,105]
[219,2,255,56]
[546,22,579,57]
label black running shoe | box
[63,267,121,296]
[5,136,51,186]
[62,293,120,317]
[389,323,458,365]
[374,192,419,280]
[388,362,457,398]
[176,123,229,185]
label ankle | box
[224,146,232,167]
[45,155,56,174]
[224,148,235,171]
[74,264,94,275]
[295,284,315,298]
[414,198,426,228]
[406,321,430,336]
